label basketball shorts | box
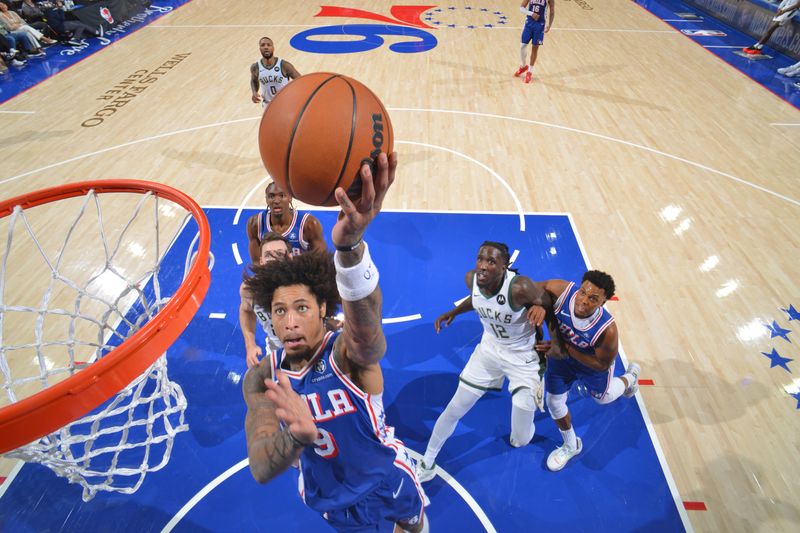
[460,340,542,397]
[774,8,798,25]
[545,354,617,400]
[320,454,427,532]
[521,20,546,46]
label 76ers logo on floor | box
[291,5,438,54]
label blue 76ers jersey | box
[257,209,309,256]
[526,0,547,22]
[271,331,415,512]
[553,282,616,356]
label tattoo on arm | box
[250,63,259,94]
[243,365,304,483]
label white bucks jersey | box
[258,58,289,107]
[471,271,536,351]
[254,303,282,351]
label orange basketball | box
[258,73,393,207]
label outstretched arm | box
[332,152,396,367]
[434,270,475,333]
[239,283,262,368]
[250,63,261,103]
[243,364,315,483]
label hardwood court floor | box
[1,1,799,531]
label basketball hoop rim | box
[0,179,211,455]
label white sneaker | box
[11,59,25,67]
[623,362,641,398]
[416,459,436,483]
[546,437,582,472]
[778,66,791,75]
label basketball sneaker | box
[524,71,532,84]
[416,459,436,483]
[514,65,529,77]
[742,46,762,55]
[623,362,641,398]
[547,438,582,472]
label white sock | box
[422,384,482,466]
[559,426,577,450]
[510,405,535,447]
[753,43,763,50]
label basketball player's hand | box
[434,311,456,333]
[246,344,263,368]
[252,93,261,104]
[265,371,318,445]
[536,340,568,360]
[332,152,397,248]
[526,305,545,326]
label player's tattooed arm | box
[243,363,309,483]
[283,60,301,80]
[250,63,261,103]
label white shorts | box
[774,9,798,25]
[459,340,541,396]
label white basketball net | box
[0,189,195,501]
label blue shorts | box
[321,460,426,532]
[545,355,615,399]
[521,20,545,46]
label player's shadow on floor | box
[162,147,261,175]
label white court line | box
[662,19,703,22]
[405,448,497,533]
[509,249,520,265]
[231,242,243,265]
[5,110,796,210]
[566,213,694,533]
[382,314,422,324]
[704,45,750,48]
[396,140,526,231]
[162,452,497,533]
[0,110,35,114]
[556,27,676,33]
[208,312,226,319]
[233,176,271,226]
[390,108,800,208]
[0,460,24,501]
[454,295,469,306]
[770,123,800,126]
[161,458,249,533]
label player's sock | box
[423,384,482,466]
[559,426,578,450]
[753,43,763,50]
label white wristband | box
[334,241,379,301]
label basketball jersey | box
[526,0,547,22]
[253,303,281,351]
[553,282,616,356]
[271,331,409,512]
[258,58,289,107]
[471,271,536,351]
[257,209,310,256]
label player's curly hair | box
[583,270,616,299]
[245,252,342,316]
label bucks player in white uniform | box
[239,233,293,368]
[250,36,301,108]
[417,241,552,482]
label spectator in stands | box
[0,7,42,57]
[0,1,55,53]
[743,0,800,55]
[46,0,100,44]
[0,25,27,66]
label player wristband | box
[333,239,363,252]
[334,241,379,301]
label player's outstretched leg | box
[623,362,641,398]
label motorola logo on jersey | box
[497,294,506,305]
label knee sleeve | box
[511,383,542,412]
[594,377,625,405]
[546,391,569,420]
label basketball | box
[258,72,394,207]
